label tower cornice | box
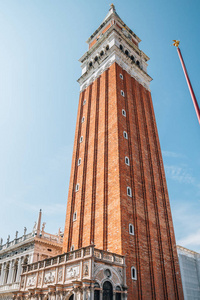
[78,31,152,92]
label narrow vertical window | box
[121,90,125,97]
[77,158,81,166]
[125,157,130,166]
[83,99,86,105]
[131,266,137,280]
[70,245,74,251]
[129,224,134,235]
[127,187,132,197]
[122,109,126,117]
[73,212,77,221]
[75,184,79,192]
[123,131,128,139]
[80,136,83,143]
[81,117,85,123]
[119,73,123,80]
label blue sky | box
[0,0,200,252]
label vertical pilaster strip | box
[90,78,100,244]
[103,69,109,251]
[146,91,181,299]
[131,77,156,299]
[121,69,142,300]
[140,86,168,299]
[78,84,93,248]
[67,91,85,252]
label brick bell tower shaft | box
[63,5,184,299]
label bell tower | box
[63,5,184,299]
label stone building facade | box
[0,210,63,300]
[177,245,200,300]
[16,246,126,299]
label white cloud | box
[165,165,195,184]
[162,150,185,158]
[177,229,200,250]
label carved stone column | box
[113,291,116,300]
[100,290,103,300]
[0,263,5,285]
[16,257,22,282]
[7,260,13,284]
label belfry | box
[16,5,184,300]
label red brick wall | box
[63,62,183,299]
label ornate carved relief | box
[37,272,42,286]
[44,270,56,284]
[58,267,63,282]
[27,275,36,287]
[83,261,89,277]
[66,265,80,279]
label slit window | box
[73,212,77,221]
[127,187,132,197]
[83,99,86,106]
[129,224,134,235]
[122,109,126,117]
[121,90,125,97]
[123,131,128,139]
[81,117,85,123]
[131,266,137,280]
[119,73,123,80]
[125,156,130,166]
[70,245,74,251]
[119,44,123,51]
[75,184,79,192]
[106,45,109,50]
[78,158,81,166]
[80,136,83,143]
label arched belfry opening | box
[103,281,113,300]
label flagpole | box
[173,41,200,125]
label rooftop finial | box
[110,3,115,10]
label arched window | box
[13,260,18,282]
[119,44,123,51]
[89,61,93,67]
[94,282,100,300]
[103,281,113,300]
[122,109,126,117]
[125,50,129,56]
[106,45,109,51]
[129,224,134,235]
[116,286,121,300]
[131,266,137,280]
[69,295,74,300]
[125,156,130,166]
[127,187,132,197]
[94,56,98,62]
[123,131,128,139]
[130,55,135,62]
[23,256,28,265]
[4,262,10,284]
[136,60,140,67]
[100,50,104,56]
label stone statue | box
[7,235,10,243]
[15,231,18,239]
[41,222,46,232]
[24,227,27,235]
[32,222,37,233]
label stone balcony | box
[16,245,127,299]
[0,282,20,293]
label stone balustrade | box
[16,245,126,299]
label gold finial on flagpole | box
[172,40,180,47]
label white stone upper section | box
[78,6,152,91]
